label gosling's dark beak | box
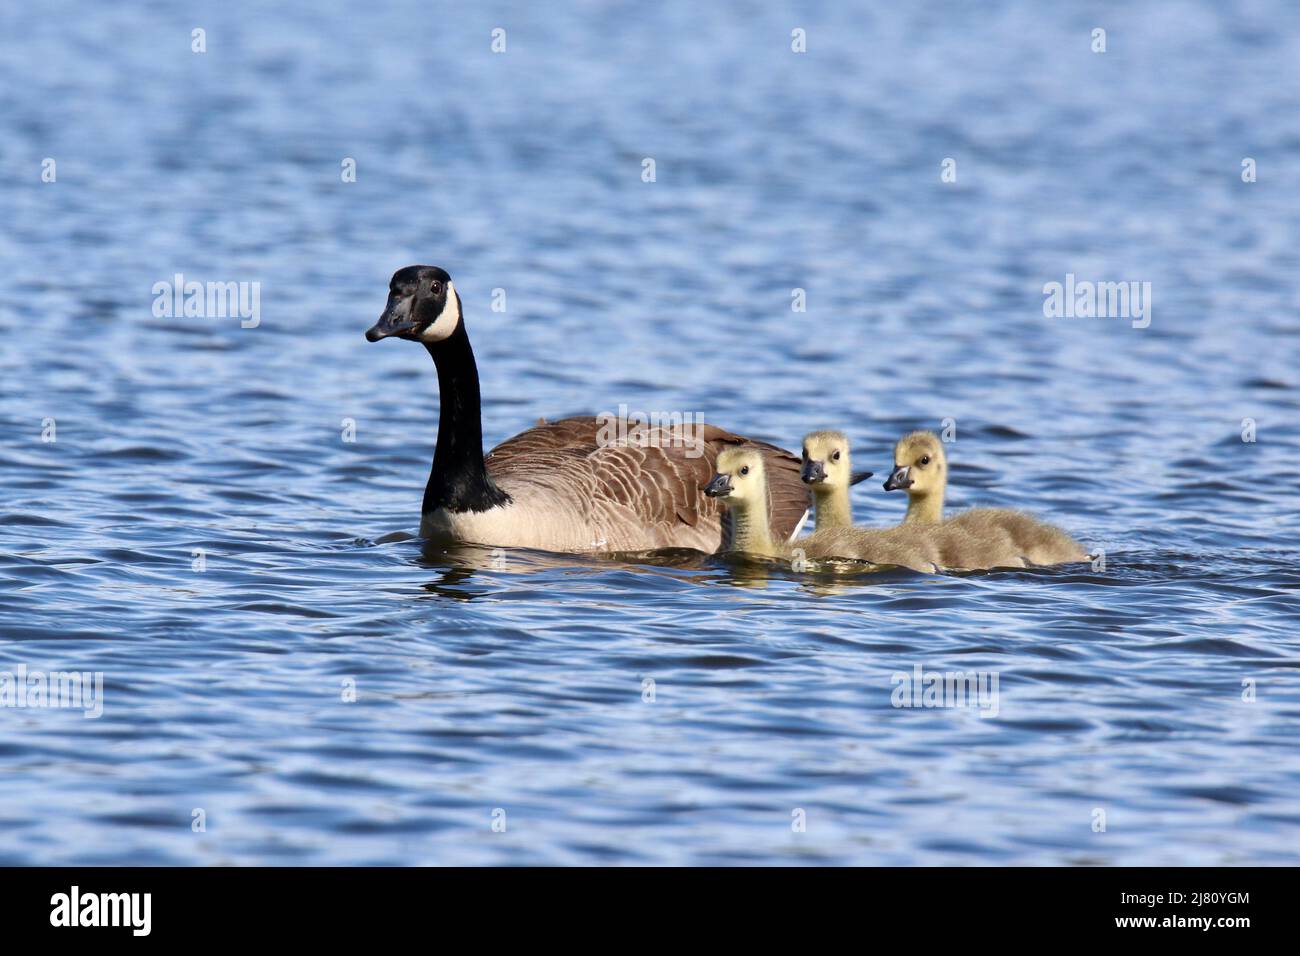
[850,470,873,486]
[703,473,732,498]
[883,466,912,491]
[365,293,419,342]
[801,459,826,484]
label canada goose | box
[365,265,810,552]
[800,430,1013,570]
[799,430,873,531]
[883,430,1089,566]
[706,447,939,572]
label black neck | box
[421,319,511,514]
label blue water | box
[2,0,1299,865]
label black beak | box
[703,473,732,498]
[365,294,420,342]
[883,466,912,491]
[801,459,826,484]
[850,470,873,486]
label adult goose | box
[364,265,809,553]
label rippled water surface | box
[2,1,1299,865]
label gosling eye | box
[740,465,750,476]
[832,450,841,462]
[920,456,930,466]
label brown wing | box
[485,416,602,462]
[483,416,809,549]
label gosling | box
[883,430,1089,566]
[802,430,1020,570]
[706,446,941,572]
[799,430,873,531]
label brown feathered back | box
[483,416,808,551]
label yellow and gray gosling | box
[799,430,873,531]
[707,446,939,572]
[704,447,786,558]
[884,430,1089,566]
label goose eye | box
[740,465,750,476]
[920,456,930,466]
[832,451,841,461]
[430,280,442,295]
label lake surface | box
[1,0,1298,865]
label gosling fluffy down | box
[801,430,1019,570]
[884,430,1089,566]
[707,446,940,572]
[799,430,873,532]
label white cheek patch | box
[419,281,462,343]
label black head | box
[366,265,461,343]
